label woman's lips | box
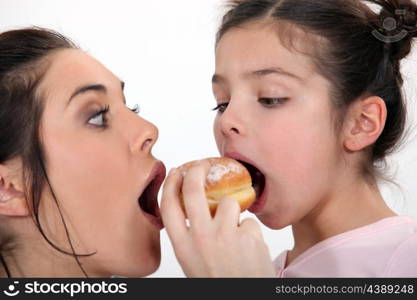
[138,161,166,230]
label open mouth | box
[138,162,166,229]
[237,160,265,200]
[225,152,267,213]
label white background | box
[1,0,416,277]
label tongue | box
[139,183,155,216]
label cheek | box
[260,114,337,182]
[43,133,135,229]
[48,138,128,189]
[213,118,223,152]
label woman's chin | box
[102,240,161,278]
[110,257,161,278]
[129,247,161,277]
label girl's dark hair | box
[217,0,417,179]
[0,27,92,277]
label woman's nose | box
[130,116,159,154]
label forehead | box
[39,49,118,99]
[215,21,317,79]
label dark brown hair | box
[217,0,417,178]
[0,27,92,277]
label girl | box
[161,0,417,277]
[0,27,165,277]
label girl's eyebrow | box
[251,67,303,82]
[212,67,303,85]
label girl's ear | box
[343,96,387,152]
[0,164,29,217]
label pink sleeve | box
[383,233,417,277]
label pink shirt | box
[274,216,417,277]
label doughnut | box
[178,157,256,216]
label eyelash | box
[212,103,228,113]
[89,105,110,128]
[258,97,288,107]
[129,103,140,114]
[212,98,288,113]
[88,103,140,129]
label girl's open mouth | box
[237,160,266,202]
[225,152,267,213]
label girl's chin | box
[255,206,293,230]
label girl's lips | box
[248,182,267,214]
[224,151,267,214]
[138,161,166,230]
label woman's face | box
[38,49,165,277]
[213,23,345,229]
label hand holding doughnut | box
[160,158,275,277]
[178,157,256,217]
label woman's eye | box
[258,97,288,107]
[88,106,109,127]
[212,102,228,113]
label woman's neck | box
[2,227,89,277]
[287,175,396,267]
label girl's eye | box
[212,102,228,113]
[128,103,140,114]
[258,97,288,107]
[88,105,109,127]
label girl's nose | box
[218,100,246,138]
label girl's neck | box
[287,175,396,267]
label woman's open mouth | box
[138,161,166,229]
[225,152,267,214]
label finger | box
[160,168,188,241]
[239,218,264,240]
[181,160,212,229]
[213,197,241,230]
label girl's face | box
[38,49,165,277]
[213,23,345,229]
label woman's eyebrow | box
[67,81,125,106]
[68,84,107,105]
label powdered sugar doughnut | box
[179,157,256,216]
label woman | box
[0,27,165,277]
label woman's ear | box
[343,96,387,152]
[0,164,29,217]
